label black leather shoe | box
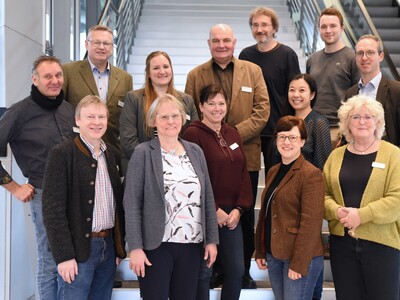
[209,273,224,289]
[242,274,257,289]
[113,279,122,288]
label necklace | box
[352,139,376,154]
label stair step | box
[371,17,400,28]
[142,3,290,13]
[144,0,287,4]
[111,281,336,300]
[138,15,294,24]
[366,6,399,18]
[378,29,400,41]
[363,0,393,6]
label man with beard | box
[239,6,300,174]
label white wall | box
[0,0,45,299]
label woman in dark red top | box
[183,84,252,300]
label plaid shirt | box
[81,136,115,231]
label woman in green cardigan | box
[324,95,400,300]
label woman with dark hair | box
[119,51,198,169]
[183,84,252,300]
[287,73,331,170]
[255,115,325,300]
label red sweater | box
[183,121,252,211]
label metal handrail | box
[96,0,142,70]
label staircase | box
[363,0,400,76]
[118,1,335,299]
[127,0,306,92]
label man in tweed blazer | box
[62,25,133,151]
[185,23,270,289]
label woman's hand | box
[256,258,267,270]
[226,209,241,230]
[129,249,152,277]
[288,268,302,280]
[204,243,218,268]
[216,208,229,228]
[339,207,361,230]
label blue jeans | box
[266,253,323,300]
[58,236,116,300]
[197,222,244,300]
[30,188,58,300]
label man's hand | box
[58,259,78,284]
[3,181,35,202]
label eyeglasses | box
[156,113,182,122]
[355,50,380,58]
[349,114,375,122]
[88,40,113,48]
[276,135,300,143]
[251,23,272,29]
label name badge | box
[118,100,124,107]
[73,127,80,133]
[372,162,385,169]
[230,143,239,150]
[241,86,252,93]
[186,114,191,121]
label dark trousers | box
[330,234,400,300]
[241,171,258,274]
[139,242,202,300]
[261,136,275,176]
[197,222,244,300]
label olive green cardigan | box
[323,141,400,250]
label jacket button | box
[91,163,96,168]
[272,229,277,234]
[273,214,277,218]
[272,201,276,205]
[90,181,94,185]
[85,233,90,238]
[86,218,91,222]
[88,199,93,204]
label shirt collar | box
[80,135,107,156]
[358,72,382,89]
[88,58,110,73]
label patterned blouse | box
[161,149,203,243]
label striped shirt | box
[81,136,115,231]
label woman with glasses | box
[123,94,218,300]
[119,51,198,171]
[183,85,252,300]
[254,115,325,300]
[324,95,400,300]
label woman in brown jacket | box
[255,116,324,300]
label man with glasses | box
[344,34,400,146]
[63,25,133,153]
[239,6,300,175]
[185,23,270,291]
[306,7,359,147]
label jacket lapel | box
[107,65,119,101]
[376,77,389,107]
[231,58,245,110]
[80,61,99,95]
[149,139,165,201]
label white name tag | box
[230,143,239,150]
[241,86,252,93]
[73,127,80,133]
[372,161,385,169]
[186,114,191,121]
[118,100,124,107]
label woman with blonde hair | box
[120,51,198,165]
[324,95,400,299]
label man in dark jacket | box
[42,95,126,299]
[0,55,75,300]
